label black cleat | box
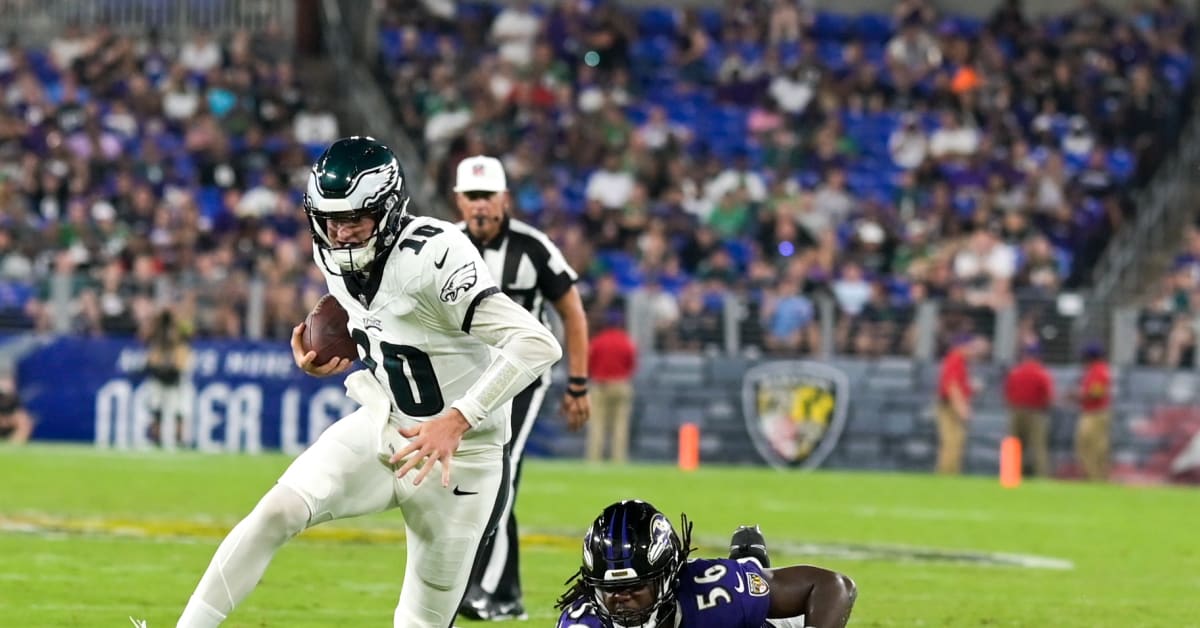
[729,524,771,568]
[458,597,528,622]
[457,597,488,621]
[486,601,528,621]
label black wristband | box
[568,376,589,386]
[566,387,588,397]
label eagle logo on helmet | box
[303,136,410,276]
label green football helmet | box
[303,136,410,274]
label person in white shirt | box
[179,31,222,74]
[812,168,855,228]
[585,153,636,210]
[707,153,768,205]
[293,100,340,146]
[885,19,942,82]
[952,228,1016,309]
[888,112,929,170]
[929,110,980,161]
[490,0,542,68]
[768,64,818,115]
[634,106,692,151]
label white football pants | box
[278,403,506,627]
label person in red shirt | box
[1072,342,1112,481]
[935,333,990,474]
[1003,343,1055,477]
[587,312,638,463]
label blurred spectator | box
[583,272,625,332]
[0,373,33,444]
[885,15,942,83]
[142,308,190,448]
[667,283,721,353]
[952,228,1015,310]
[935,333,989,474]
[852,280,919,356]
[1072,342,1112,481]
[628,276,679,350]
[1004,343,1054,477]
[831,262,872,317]
[586,312,637,463]
[293,97,340,146]
[761,277,816,355]
[634,105,692,152]
[888,112,928,170]
[489,0,542,68]
[708,152,768,206]
[585,153,635,210]
[1137,268,1197,367]
[179,31,221,73]
[811,169,855,230]
[928,110,980,161]
[768,63,818,116]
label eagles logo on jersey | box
[304,136,411,275]
[440,261,479,303]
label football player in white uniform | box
[176,137,562,628]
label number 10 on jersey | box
[351,329,444,416]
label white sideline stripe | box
[757,501,1085,526]
[768,540,1075,570]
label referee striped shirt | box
[461,218,578,325]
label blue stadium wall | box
[15,338,1200,484]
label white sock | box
[177,485,310,627]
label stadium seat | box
[854,13,893,42]
[637,7,678,38]
[1108,149,1136,181]
[813,11,851,40]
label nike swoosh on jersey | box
[452,486,478,496]
[434,250,448,269]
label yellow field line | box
[0,512,578,547]
[0,513,1073,570]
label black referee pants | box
[461,376,547,606]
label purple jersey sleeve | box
[677,558,772,628]
[557,599,606,628]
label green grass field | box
[1,444,1196,627]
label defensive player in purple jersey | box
[555,500,856,628]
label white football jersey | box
[315,216,510,444]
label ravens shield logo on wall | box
[741,361,851,470]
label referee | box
[453,155,590,621]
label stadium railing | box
[320,0,438,217]
[1077,24,1200,351]
[0,0,294,45]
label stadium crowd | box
[0,0,1194,367]
[0,21,333,340]
[377,0,1194,359]
[1139,218,1200,367]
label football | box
[301,294,358,365]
